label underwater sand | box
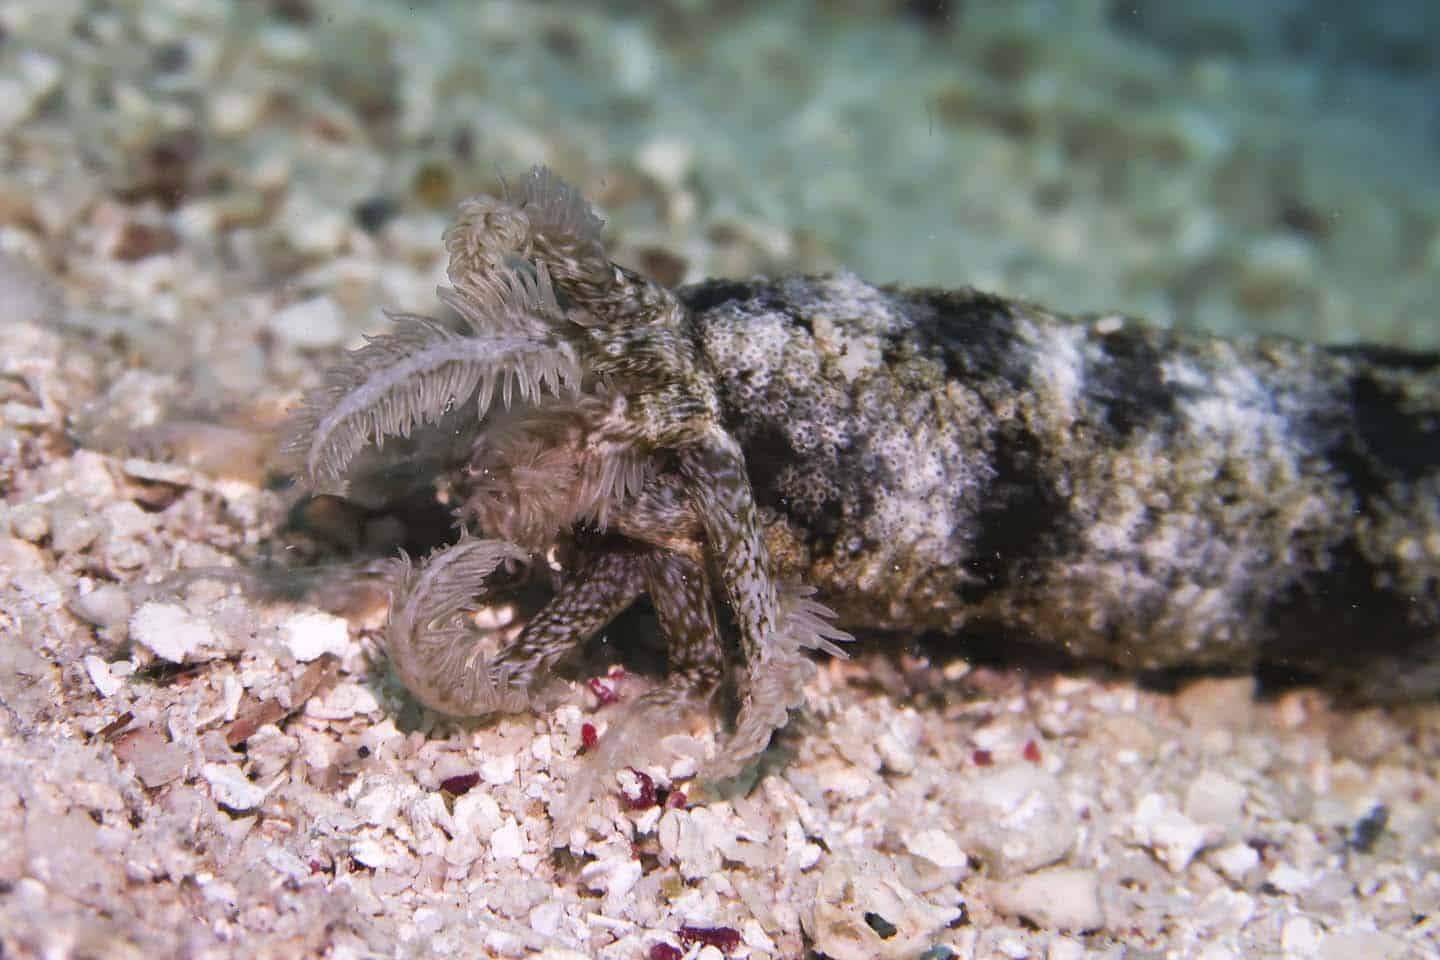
[1,2,1437,957]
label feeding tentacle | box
[491,550,648,691]
[679,428,784,672]
[283,270,581,491]
[381,536,532,716]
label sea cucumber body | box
[289,167,1440,732]
[686,273,1440,699]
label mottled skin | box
[285,169,1439,799]
[688,274,1440,700]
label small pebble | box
[480,753,516,786]
[71,584,133,628]
[268,295,345,350]
[440,772,480,796]
[1209,842,1260,884]
[489,819,524,860]
[279,610,350,662]
[201,762,266,810]
[955,765,1075,877]
[114,730,187,788]
[904,828,969,874]
[9,503,49,542]
[83,655,124,697]
[130,602,220,663]
[1280,915,1319,956]
[1047,939,1085,960]
[50,502,102,554]
[1265,862,1313,895]
[1130,792,1215,872]
[989,867,1104,932]
[1184,770,1247,831]
[1175,676,1255,731]
[209,88,266,136]
[306,682,381,720]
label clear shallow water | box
[354,0,1440,348]
[7,0,1436,346]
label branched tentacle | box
[679,429,784,669]
[381,536,532,716]
[444,166,619,312]
[459,397,653,550]
[611,473,706,563]
[552,549,724,833]
[623,470,853,777]
[707,582,853,780]
[283,276,581,490]
[492,550,647,689]
[642,551,726,696]
[288,166,852,815]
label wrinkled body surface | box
[688,274,1440,700]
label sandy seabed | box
[2,2,1438,957]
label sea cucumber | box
[283,167,1440,790]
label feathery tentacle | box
[284,166,851,819]
[283,281,581,490]
[381,536,532,716]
